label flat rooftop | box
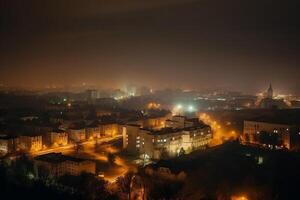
[0,135,18,140]
[142,124,210,135]
[35,153,88,163]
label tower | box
[267,84,273,99]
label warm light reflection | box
[231,195,249,200]
[199,113,238,146]
[147,102,161,109]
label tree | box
[258,131,280,146]
[59,173,115,200]
[116,172,135,199]
[147,178,184,200]
[179,147,186,156]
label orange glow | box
[231,195,249,200]
[147,102,161,109]
[199,113,238,146]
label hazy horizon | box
[1,0,299,94]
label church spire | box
[267,83,273,98]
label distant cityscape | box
[1,83,300,199]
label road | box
[31,135,122,156]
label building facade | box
[0,136,19,155]
[19,135,43,152]
[86,126,101,140]
[45,130,68,147]
[123,116,212,160]
[100,123,120,137]
[34,153,96,177]
[242,120,292,149]
[68,128,86,142]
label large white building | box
[123,116,212,160]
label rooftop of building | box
[69,121,86,130]
[51,129,65,133]
[0,135,18,140]
[245,119,293,126]
[126,123,141,127]
[142,123,210,135]
[35,153,89,163]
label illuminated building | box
[146,102,161,110]
[242,120,300,150]
[0,135,19,155]
[34,153,96,177]
[100,122,121,137]
[45,130,68,147]
[142,117,166,130]
[165,115,198,129]
[68,128,86,142]
[95,109,113,117]
[129,112,172,130]
[19,135,43,152]
[139,126,212,160]
[123,116,212,159]
[123,124,140,153]
[86,123,101,140]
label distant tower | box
[267,84,273,99]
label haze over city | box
[1,0,299,93]
[1,1,300,200]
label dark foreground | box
[2,142,300,200]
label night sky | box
[0,0,299,93]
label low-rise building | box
[68,128,86,142]
[100,122,120,137]
[242,120,300,150]
[86,121,101,140]
[165,115,196,129]
[19,135,43,152]
[34,153,96,177]
[45,130,68,147]
[141,116,167,130]
[0,135,19,155]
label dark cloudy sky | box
[0,0,299,93]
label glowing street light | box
[177,104,183,109]
[188,105,194,112]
